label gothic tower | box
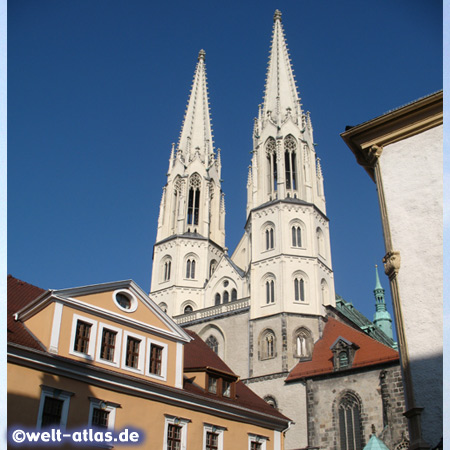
[373,265,394,341]
[150,50,226,317]
[231,9,335,321]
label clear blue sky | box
[8,0,442,326]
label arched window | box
[321,278,329,304]
[265,227,274,250]
[209,260,217,278]
[231,289,237,301]
[184,305,193,314]
[206,335,219,354]
[266,279,275,304]
[215,293,221,306]
[163,260,171,281]
[294,277,305,301]
[284,135,297,190]
[186,259,196,279]
[317,227,326,257]
[158,302,168,313]
[266,137,277,194]
[294,328,312,358]
[223,291,229,304]
[292,225,302,247]
[260,330,276,359]
[187,174,201,226]
[338,393,363,450]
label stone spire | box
[177,49,214,163]
[262,10,301,124]
[373,265,394,341]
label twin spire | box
[177,49,214,164]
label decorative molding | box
[383,251,401,279]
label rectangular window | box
[126,336,141,369]
[149,344,163,375]
[250,442,262,450]
[41,397,64,427]
[74,320,92,354]
[167,424,182,450]
[208,376,218,394]
[222,380,231,398]
[100,328,117,361]
[92,408,109,429]
[206,431,219,450]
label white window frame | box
[203,423,226,450]
[69,314,98,360]
[37,386,73,430]
[248,434,268,450]
[113,289,138,313]
[163,415,190,450]
[121,330,146,374]
[88,398,118,430]
[145,337,168,381]
[95,322,123,368]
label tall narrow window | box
[215,293,221,305]
[338,393,363,450]
[206,335,219,354]
[265,227,274,250]
[74,320,92,354]
[100,328,117,361]
[292,225,302,247]
[294,328,312,358]
[266,138,277,194]
[186,259,196,279]
[164,260,171,281]
[231,289,237,301]
[41,397,64,427]
[206,432,219,450]
[126,336,140,369]
[187,174,201,225]
[266,280,275,304]
[223,291,229,303]
[260,331,275,359]
[285,135,297,191]
[149,344,163,375]
[294,278,305,301]
[167,424,182,450]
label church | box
[148,10,409,450]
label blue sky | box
[8,0,442,328]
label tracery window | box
[209,259,217,278]
[284,135,297,190]
[294,277,305,301]
[260,330,276,359]
[187,173,201,226]
[265,227,275,250]
[163,259,171,281]
[206,335,219,354]
[186,258,196,279]
[266,279,275,304]
[292,225,302,247]
[338,393,363,450]
[266,137,277,194]
[294,328,312,358]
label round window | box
[223,280,229,287]
[113,290,138,313]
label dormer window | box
[202,370,237,399]
[330,337,358,371]
[208,376,218,394]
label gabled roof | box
[183,330,289,421]
[286,317,399,382]
[7,275,46,350]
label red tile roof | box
[7,275,46,350]
[183,329,289,420]
[286,317,399,382]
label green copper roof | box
[363,434,390,450]
[374,265,383,291]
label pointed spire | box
[374,264,383,291]
[178,50,214,163]
[262,10,301,123]
[316,157,323,178]
[373,265,394,341]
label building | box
[7,275,291,449]
[341,91,443,450]
[149,10,408,450]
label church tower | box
[150,50,226,317]
[231,10,335,321]
[373,265,394,341]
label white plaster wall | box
[379,125,443,446]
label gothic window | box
[266,279,275,304]
[206,335,219,354]
[317,227,326,257]
[162,258,171,282]
[284,135,297,190]
[184,305,193,314]
[223,291,229,303]
[338,393,363,450]
[294,328,312,358]
[215,293,221,305]
[231,289,237,301]
[266,137,277,194]
[260,330,276,359]
[265,227,274,250]
[186,258,196,279]
[187,173,201,226]
[209,259,217,278]
[158,302,168,313]
[171,177,183,233]
[292,225,302,247]
[321,278,329,304]
[294,277,305,301]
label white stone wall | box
[379,125,443,446]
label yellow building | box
[8,275,290,449]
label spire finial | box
[274,9,282,22]
[198,49,206,61]
[374,264,383,291]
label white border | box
[88,399,117,430]
[69,314,98,360]
[121,330,146,374]
[95,322,123,368]
[203,424,225,450]
[36,386,72,430]
[248,434,268,450]
[145,337,168,381]
[163,416,189,450]
[113,289,138,313]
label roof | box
[286,317,399,382]
[363,434,390,450]
[7,275,46,350]
[183,330,289,421]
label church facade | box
[149,10,408,450]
